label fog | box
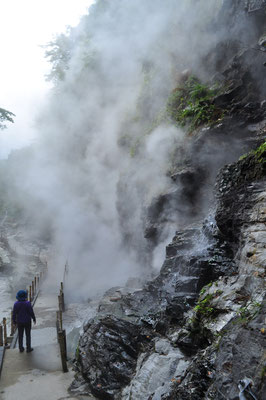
[0,0,94,158]
[3,0,255,300]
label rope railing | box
[56,281,68,373]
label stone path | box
[0,285,81,400]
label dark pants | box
[17,322,31,350]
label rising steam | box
[5,0,256,300]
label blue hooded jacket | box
[13,291,36,324]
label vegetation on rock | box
[253,141,266,163]
[235,301,262,325]
[239,141,266,163]
[166,76,223,130]
[194,289,222,319]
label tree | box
[0,107,15,130]
[43,32,74,84]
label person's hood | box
[16,290,27,301]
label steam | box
[4,0,256,300]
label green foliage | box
[43,2,102,86]
[166,76,223,131]
[43,32,73,83]
[199,281,217,296]
[254,141,266,163]
[199,287,207,296]
[194,293,216,318]
[194,289,223,319]
[75,345,80,360]
[129,139,141,158]
[0,107,15,130]
[239,153,248,161]
[44,29,97,85]
[235,301,262,325]
[239,141,266,163]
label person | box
[12,290,36,353]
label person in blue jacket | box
[12,290,36,353]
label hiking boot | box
[26,348,34,353]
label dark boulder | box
[75,315,150,399]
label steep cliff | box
[69,2,266,399]
[70,144,265,400]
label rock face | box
[216,151,266,241]
[163,155,266,400]
[70,2,266,399]
[71,147,265,399]
[143,44,266,247]
[121,339,189,400]
[76,316,148,399]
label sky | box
[0,0,94,158]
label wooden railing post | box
[56,277,67,372]
[58,295,62,312]
[32,280,35,298]
[60,286,65,312]
[58,310,62,331]
[0,324,3,346]
[3,318,7,346]
[56,310,63,339]
[56,311,59,336]
[10,311,15,336]
[63,329,67,359]
[58,330,68,372]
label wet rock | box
[206,297,266,400]
[143,189,181,244]
[258,33,266,48]
[144,166,207,245]
[73,315,151,399]
[261,100,266,109]
[153,145,266,400]
[72,128,265,400]
[72,211,240,398]
[121,340,189,400]
[161,350,214,400]
[213,79,244,107]
[71,209,239,398]
[215,151,266,241]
